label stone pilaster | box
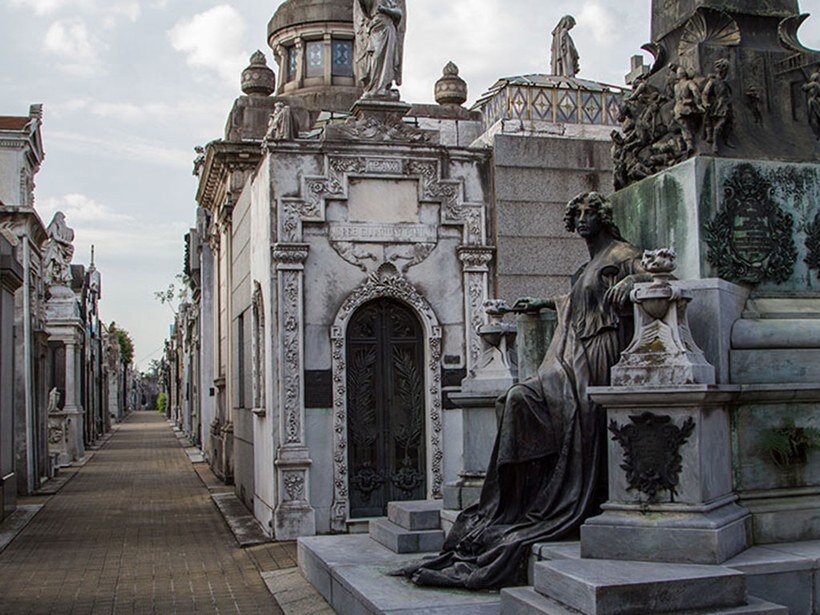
[457,246,494,377]
[272,243,315,540]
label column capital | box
[458,245,494,271]
[273,243,310,270]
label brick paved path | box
[0,412,281,614]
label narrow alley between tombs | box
[0,412,289,615]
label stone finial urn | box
[242,50,276,97]
[611,248,716,387]
[435,61,468,107]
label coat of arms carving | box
[609,412,696,502]
[704,164,797,285]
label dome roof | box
[268,0,353,41]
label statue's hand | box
[511,297,555,313]
[604,278,635,311]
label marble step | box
[500,587,787,615]
[533,559,747,615]
[388,500,444,531]
[369,517,445,554]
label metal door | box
[346,299,426,518]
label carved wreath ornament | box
[704,164,797,284]
[609,412,696,503]
[805,212,820,275]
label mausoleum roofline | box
[268,0,353,41]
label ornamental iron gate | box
[346,299,427,518]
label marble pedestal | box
[582,386,751,565]
[445,391,498,511]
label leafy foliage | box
[157,392,168,414]
[154,273,190,316]
[760,417,820,468]
[109,322,135,365]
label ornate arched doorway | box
[346,299,426,518]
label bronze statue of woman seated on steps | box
[395,191,650,589]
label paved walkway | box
[0,412,281,614]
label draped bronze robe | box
[404,240,644,590]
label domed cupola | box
[267,0,361,113]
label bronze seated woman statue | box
[396,191,649,590]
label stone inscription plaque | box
[329,223,438,244]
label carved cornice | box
[196,141,265,211]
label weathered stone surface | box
[298,534,501,614]
[211,492,271,547]
[725,545,815,614]
[369,517,445,554]
[581,505,751,565]
[387,500,443,531]
[501,586,787,615]
[611,158,820,295]
[533,559,746,614]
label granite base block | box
[443,483,482,511]
[581,505,752,565]
[533,559,746,614]
[388,500,443,531]
[500,587,787,615]
[297,534,501,614]
[370,518,445,554]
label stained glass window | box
[332,39,354,77]
[306,41,324,78]
[287,46,298,82]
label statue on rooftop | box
[354,0,406,100]
[395,192,651,590]
[42,212,75,288]
[550,15,580,78]
[264,102,295,142]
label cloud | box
[40,193,134,225]
[48,129,192,170]
[578,2,616,45]
[168,5,248,84]
[43,19,102,76]
[9,0,95,16]
[10,0,142,22]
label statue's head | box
[676,66,687,79]
[564,192,623,240]
[714,59,730,77]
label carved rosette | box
[329,265,443,532]
[458,246,495,376]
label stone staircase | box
[369,500,445,554]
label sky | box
[1,0,818,370]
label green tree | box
[109,322,135,365]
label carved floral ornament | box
[329,264,444,531]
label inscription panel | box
[329,223,438,244]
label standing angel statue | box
[354,0,406,100]
[42,212,75,288]
[551,15,580,78]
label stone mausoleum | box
[176,0,621,539]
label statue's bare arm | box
[510,297,557,313]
